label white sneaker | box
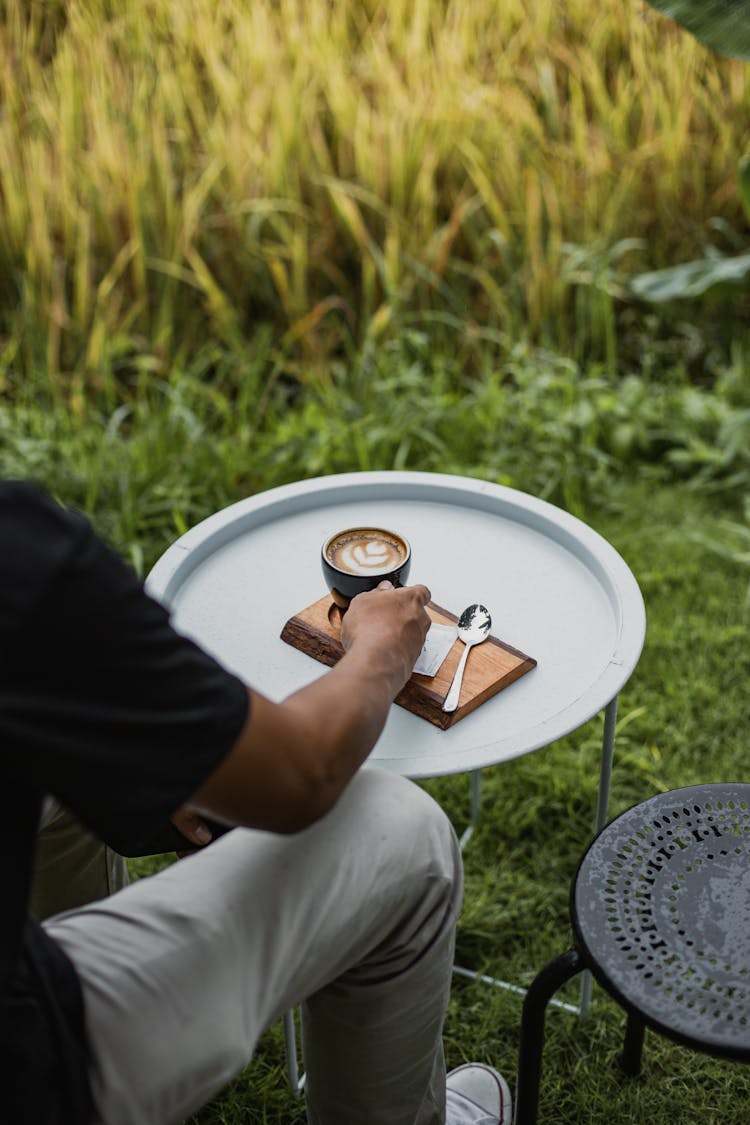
[445,1063,512,1124]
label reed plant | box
[1,0,749,385]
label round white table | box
[147,470,645,784]
[147,471,646,1079]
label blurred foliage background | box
[0,0,748,376]
[1,0,750,563]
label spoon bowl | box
[457,604,492,643]
[442,603,492,713]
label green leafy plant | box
[629,1,750,302]
[631,0,750,603]
[645,0,750,60]
[629,156,750,302]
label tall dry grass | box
[0,0,748,383]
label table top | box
[146,471,646,778]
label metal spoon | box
[442,604,492,713]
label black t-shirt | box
[0,482,249,1123]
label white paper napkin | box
[413,622,459,677]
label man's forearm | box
[281,641,407,801]
[191,648,405,835]
[190,583,431,834]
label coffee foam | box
[326,530,406,576]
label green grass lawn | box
[123,477,747,1124]
[6,335,749,1120]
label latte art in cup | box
[321,526,411,607]
[325,529,408,576]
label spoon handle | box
[442,640,473,713]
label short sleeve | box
[0,484,249,852]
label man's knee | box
[301,769,462,995]
[340,768,462,904]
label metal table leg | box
[579,694,618,1017]
[286,697,620,1091]
[283,1009,304,1095]
[459,769,483,849]
[593,695,618,835]
[455,697,619,1020]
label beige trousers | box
[41,770,463,1125]
[31,796,129,922]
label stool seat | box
[573,783,750,1061]
[515,783,750,1124]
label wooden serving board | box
[280,595,537,729]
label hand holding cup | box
[341,580,432,689]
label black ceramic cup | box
[321,526,412,608]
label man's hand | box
[170,805,212,856]
[341,581,432,692]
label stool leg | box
[619,1011,645,1077]
[515,948,583,1125]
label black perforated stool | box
[514,783,750,1124]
